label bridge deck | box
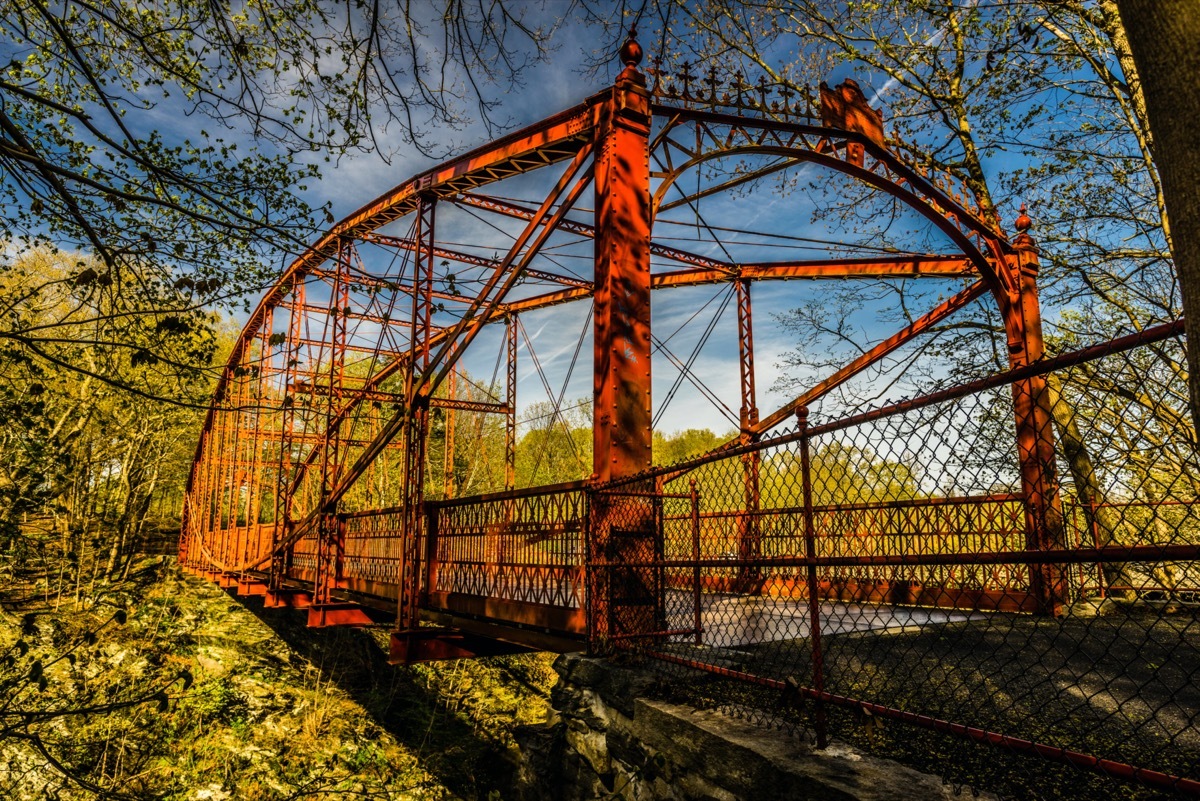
[665,590,984,649]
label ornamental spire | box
[617,26,645,84]
[1014,202,1037,253]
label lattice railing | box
[427,482,587,613]
[342,508,404,585]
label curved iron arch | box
[181,75,1042,582]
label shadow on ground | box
[229,591,557,800]
[654,606,1200,801]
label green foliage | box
[515,399,594,487]
[622,0,1181,418]
[422,373,513,500]
[761,441,920,508]
[0,588,194,799]
[618,0,1198,564]
[653,427,730,465]
[177,677,248,726]
[0,248,227,573]
[0,558,532,799]
[1,0,555,325]
[412,653,557,747]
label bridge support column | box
[1005,212,1068,616]
[313,238,350,611]
[270,281,306,593]
[241,322,271,577]
[588,33,662,650]
[313,512,345,608]
[506,314,517,491]
[592,55,652,482]
[389,404,434,663]
[443,366,457,499]
[392,196,438,657]
[735,278,764,594]
[398,403,429,631]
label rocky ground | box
[0,557,558,800]
[9,555,1189,800]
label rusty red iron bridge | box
[181,35,1073,657]
[179,35,1200,797]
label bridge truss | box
[181,35,1059,657]
[178,33,1200,798]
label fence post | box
[422,504,439,608]
[398,402,429,631]
[314,511,339,606]
[690,478,702,644]
[798,406,828,748]
[584,479,607,655]
[336,513,347,589]
[584,483,593,651]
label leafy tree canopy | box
[1,0,556,400]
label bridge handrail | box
[425,479,589,511]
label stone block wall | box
[514,653,993,800]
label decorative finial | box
[620,26,643,69]
[1012,201,1038,255]
[1015,202,1032,232]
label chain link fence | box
[589,320,1199,800]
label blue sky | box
[248,5,987,440]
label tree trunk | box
[1045,376,1135,599]
[105,444,138,577]
[121,470,157,580]
[1115,1,1200,431]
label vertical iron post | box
[1091,499,1106,599]
[314,239,349,606]
[1005,207,1068,615]
[422,503,439,609]
[592,33,652,484]
[336,514,347,589]
[505,315,517,491]
[735,278,764,593]
[588,30,656,648]
[218,379,238,555]
[444,365,457,499]
[232,364,251,568]
[272,280,305,590]
[398,196,437,631]
[246,319,271,565]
